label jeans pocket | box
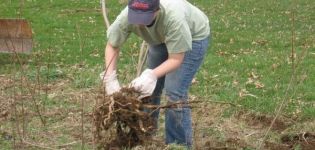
[188,38,209,61]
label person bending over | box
[101,0,211,147]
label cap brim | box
[128,9,155,25]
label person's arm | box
[100,7,130,95]
[99,42,121,95]
[130,52,185,99]
[152,52,185,78]
[104,7,129,75]
[105,42,120,76]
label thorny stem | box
[10,74,17,148]
[291,11,295,72]
[258,8,308,149]
[22,138,57,150]
[149,101,196,116]
[101,0,110,29]
[76,24,86,150]
[20,1,27,137]
[44,48,52,114]
[137,41,148,76]
[4,17,46,128]
[20,71,26,139]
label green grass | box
[0,0,314,149]
[192,0,315,116]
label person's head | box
[128,0,160,25]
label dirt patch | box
[93,88,155,149]
[192,103,256,149]
[1,74,314,150]
[204,137,249,150]
[265,132,315,150]
[281,132,315,150]
[237,111,289,132]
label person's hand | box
[130,69,157,99]
[100,70,121,95]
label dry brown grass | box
[1,76,315,149]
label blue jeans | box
[146,36,210,147]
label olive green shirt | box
[107,0,210,53]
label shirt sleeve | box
[107,8,130,48]
[164,18,192,53]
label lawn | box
[0,0,314,149]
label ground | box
[0,1,315,149]
[1,76,314,150]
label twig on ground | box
[57,141,79,148]
[22,139,57,150]
[302,132,309,144]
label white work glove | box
[100,70,121,95]
[130,69,157,99]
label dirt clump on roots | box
[93,87,156,149]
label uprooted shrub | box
[93,88,155,149]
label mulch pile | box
[93,88,155,149]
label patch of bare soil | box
[93,88,155,149]
[204,137,249,150]
[192,103,255,149]
[1,74,314,150]
[265,132,315,150]
[237,111,290,132]
[192,103,311,149]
